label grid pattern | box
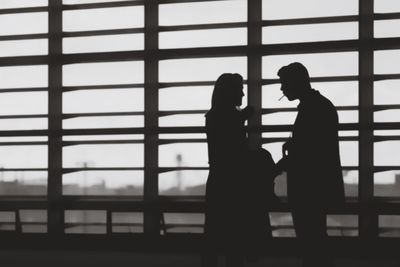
[0,0,400,238]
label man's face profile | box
[280,78,298,101]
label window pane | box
[375,80,400,104]
[63,171,143,195]
[263,22,358,44]
[112,212,143,233]
[0,171,47,196]
[0,39,48,57]
[160,28,247,49]
[312,82,358,106]
[262,0,358,20]
[0,92,47,115]
[63,144,144,167]
[269,212,295,237]
[65,210,106,234]
[159,143,208,167]
[159,57,247,82]
[0,65,48,89]
[327,215,358,237]
[20,210,47,233]
[0,118,47,130]
[63,89,143,113]
[375,20,400,38]
[159,171,207,196]
[374,141,400,166]
[375,171,400,197]
[63,7,144,31]
[379,215,400,237]
[340,141,358,167]
[262,112,297,126]
[159,114,205,127]
[0,0,47,9]
[0,146,47,168]
[262,52,358,79]
[343,170,358,197]
[159,1,246,26]
[0,12,47,36]
[375,50,400,74]
[63,134,143,141]
[159,133,206,140]
[63,61,144,86]
[63,34,144,54]
[375,110,400,123]
[375,0,400,13]
[0,136,47,142]
[163,213,204,234]
[159,87,212,111]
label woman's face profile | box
[234,84,244,107]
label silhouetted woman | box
[202,73,254,267]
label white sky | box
[0,0,400,192]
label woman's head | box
[211,73,244,109]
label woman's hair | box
[210,73,243,109]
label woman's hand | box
[241,105,254,119]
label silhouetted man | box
[276,62,344,267]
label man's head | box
[277,62,311,101]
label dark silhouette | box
[276,62,345,267]
[202,73,276,267]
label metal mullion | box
[263,75,359,85]
[262,15,359,26]
[0,87,48,93]
[62,0,144,10]
[63,28,144,38]
[159,22,246,32]
[0,55,48,67]
[144,0,160,236]
[0,6,48,15]
[48,0,64,236]
[0,33,48,41]
[261,40,358,55]
[359,0,377,238]
[247,0,262,149]
[63,84,144,91]
[0,114,47,119]
[62,50,144,64]
[374,12,400,20]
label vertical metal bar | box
[107,210,112,235]
[48,0,64,236]
[144,0,160,236]
[247,0,262,149]
[359,0,377,238]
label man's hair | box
[277,62,311,87]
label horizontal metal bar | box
[262,136,358,143]
[63,84,144,92]
[374,135,400,142]
[262,15,358,26]
[63,51,144,64]
[158,110,207,117]
[159,45,246,59]
[375,74,400,81]
[63,112,144,119]
[159,0,230,4]
[63,28,144,38]
[263,76,359,85]
[62,167,143,174]
[374,104,400,111]
[63,140,143,146]
[0,33,47,42]
[62,0,144,10]
[159,22,246,32]
[0,87,48,93]
[158,81,215,88]
[62,128,145,135]
[0,114,47,119]
[262,106,358,114]
[159,138,205,145]
[374,37,400,50]
[0,6,48,15]
[374,12,400,21]
[0,168,47,172]
[158,167,208,173]
[0,55,48,67]
[0,130,48,137]
[0,142,47,146]
[374,166,400,172]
